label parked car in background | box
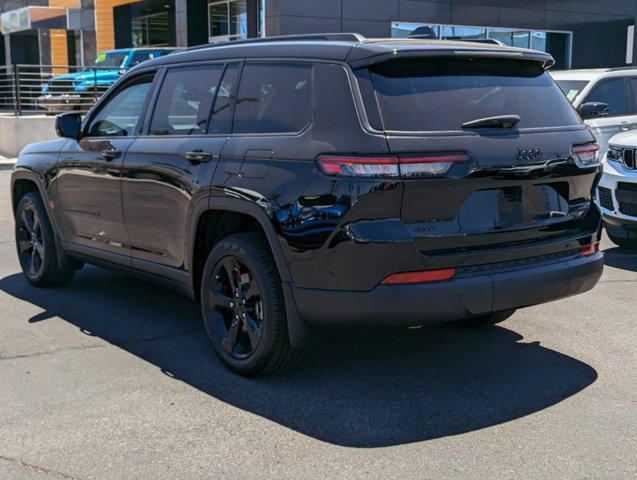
[597,130,637,248]
[37,47,176,112]
[550,68,637,153]
[13,34,604,376]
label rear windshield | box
[554,80,589,103]
[358,57,581,132]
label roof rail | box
[185,33,366,52]
[605,66,637,72]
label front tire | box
[200,233,301,376]
[15,192,82,286]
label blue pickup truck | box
[38,47,176,112]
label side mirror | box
[55,112,82,139]
[578,102,610,120]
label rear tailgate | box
[356,55,601,267]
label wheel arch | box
[189,196,293,294]
[11,168,71,267]
[189,197,311,348]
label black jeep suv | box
[12,34,603,375]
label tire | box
[449,309,516,328]
[607,232,637,250]
[15,192,82,286]
[200,233,302,376]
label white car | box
[597,130,637,249]
[550,68,637,154]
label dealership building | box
[0,0,635,70]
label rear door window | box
[149,64,224,135]
[233,63,312,134]
[359,57,581,132]
[583,78,629,117]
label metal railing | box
[0,64,126,116]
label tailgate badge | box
[516,148,542,162]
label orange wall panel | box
[95,0,137,53]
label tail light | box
[381,268,456,285]
[316,152,469,178]
[581,243,600,256]
[572,143,600,168]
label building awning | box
[1,7,68,34]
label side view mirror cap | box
[55,112,82,139]
[578,102,610,120]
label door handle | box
[101,148,122,160]
[185,150,213,164]
[619,122,633,131]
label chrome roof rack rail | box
[605,66,637,72]
[184,33,366,52]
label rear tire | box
[15,192,82,286]
[607,232,637,250]
[449,309,516,328]
[200,233,302,376]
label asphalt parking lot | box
[0,167,635,480]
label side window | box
[627,78,637,114]
[129,52,154,67]
[584,78,628,116]
[149,65,224,135]
[86,75,154,137]
[233,63,312,134]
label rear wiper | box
[461,115,520,129]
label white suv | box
[597,130,637,249]
[550,68,637,153]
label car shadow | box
[0,267,597,448]
[603,246,637,272]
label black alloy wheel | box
[200,233,301,376]
[15,192,81,286]
[209,256,264,358]
[16,203,45,279]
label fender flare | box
[189,196,313,348]
[11,168,72,267]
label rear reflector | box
[317,152,469,178]
[581,243,600,256]
[381,268,456,285]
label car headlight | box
[606,145,623,163]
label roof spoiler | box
[348,49,555,71]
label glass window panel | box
[363,57,581,132]
[584,78,629,116]
[489,28,529,48]
[209,2,228,37]
[150,65,224,135]
[440,26,486,40]
[229,0,247,37]
[233,63,313,134]
[88,76,153,137]
[531,31,547,52]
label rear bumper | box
[291,252,603,328]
